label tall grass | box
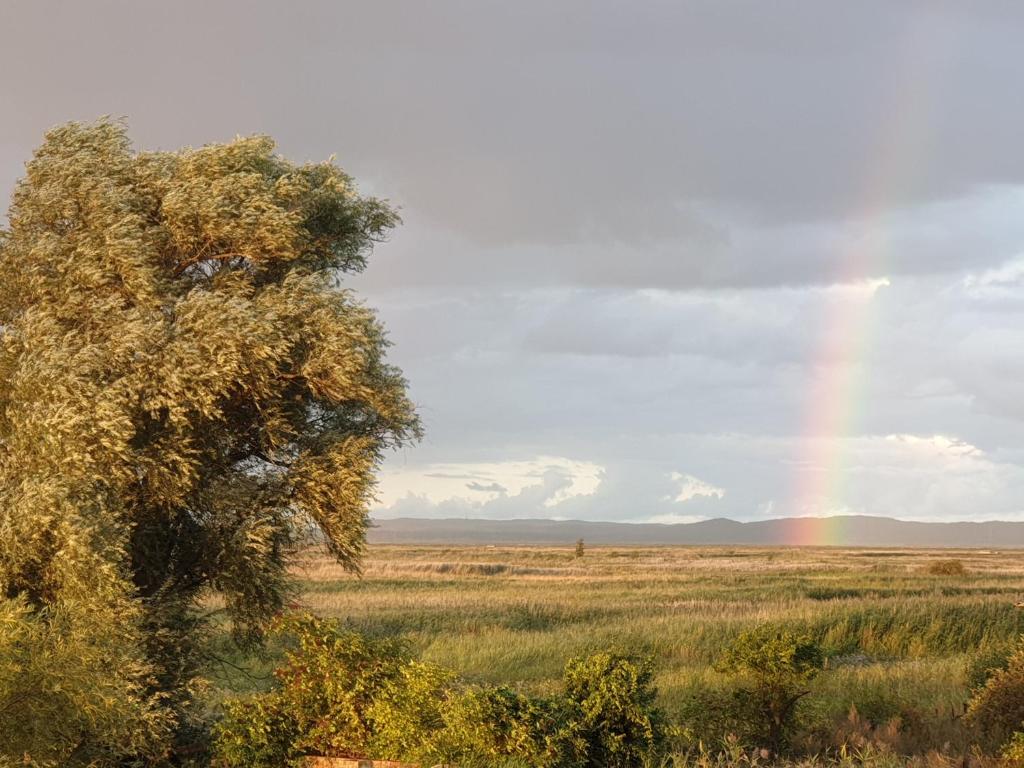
[206,544,1024,756]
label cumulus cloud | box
[376,431,1024,523]
[375,457,604,517]
[666,473,726,503]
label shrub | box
[967,643,1014,691]
[212,694,299,768]
[213,613,669,768]
[213,613,447,766]
[967,637,1024,751]
[435,685,568,767]
[716,626,824,754]
[365,660,454,761]
[926,560,967,576]
[433,652,667,767]
[1003,732,1024,766]
[562,650,667,767]
[673,685,737,751]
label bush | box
[433,652,666,767]
[715,626,824,754]
[967,643,1014,691]
[1003,732,1024,766]
[365,659,455,761]
[675,687,740,750]
[213,613,668,768]
[967,637,1024,751]
[562,650,667,767]
[213,613,449,766]
[926,559,967,576]
[213,695,299,768]
[435,685,568,767]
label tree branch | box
[173,252,252,277]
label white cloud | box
[665,472,726,503]
[786,433,1023,520]
[882,433,980,458]
[374,456,604,514]
[963,255,1024,299]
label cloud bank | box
[4,1,1024,522]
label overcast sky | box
[4,1,1024,522]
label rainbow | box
[778,513,858,548]
[785,15,952,540]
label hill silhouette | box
[368,515,1024,548]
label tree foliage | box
[0,595,173,766]
[0,120,418,762]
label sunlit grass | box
[207,544,1024,754]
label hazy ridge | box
[368,515,1024,548]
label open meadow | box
[212,544,1024,759]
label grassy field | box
[212,544,1024,757]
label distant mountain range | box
[368,515,1024,549]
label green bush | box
[212,613,668,768]
[365,659,454,761]
[433,652,666,767]
[675,687,740,750]
[213,613,447,766]
[715,626,824,754]
[1003,732,1024,766]
[966,637,1024,751]
[967,642,1014,691]
[562,650,667,767]
[435,685,568,767]
[212,694,299,768]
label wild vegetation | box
[205,544,1024,766]
[212,612,665,767]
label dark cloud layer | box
[4,1,1024,521]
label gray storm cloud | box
[3,1,1024,521]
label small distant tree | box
[575,538,585,558]
[716,626,823,754]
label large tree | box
[0,120,419,762]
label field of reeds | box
[210,544,1024,761]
